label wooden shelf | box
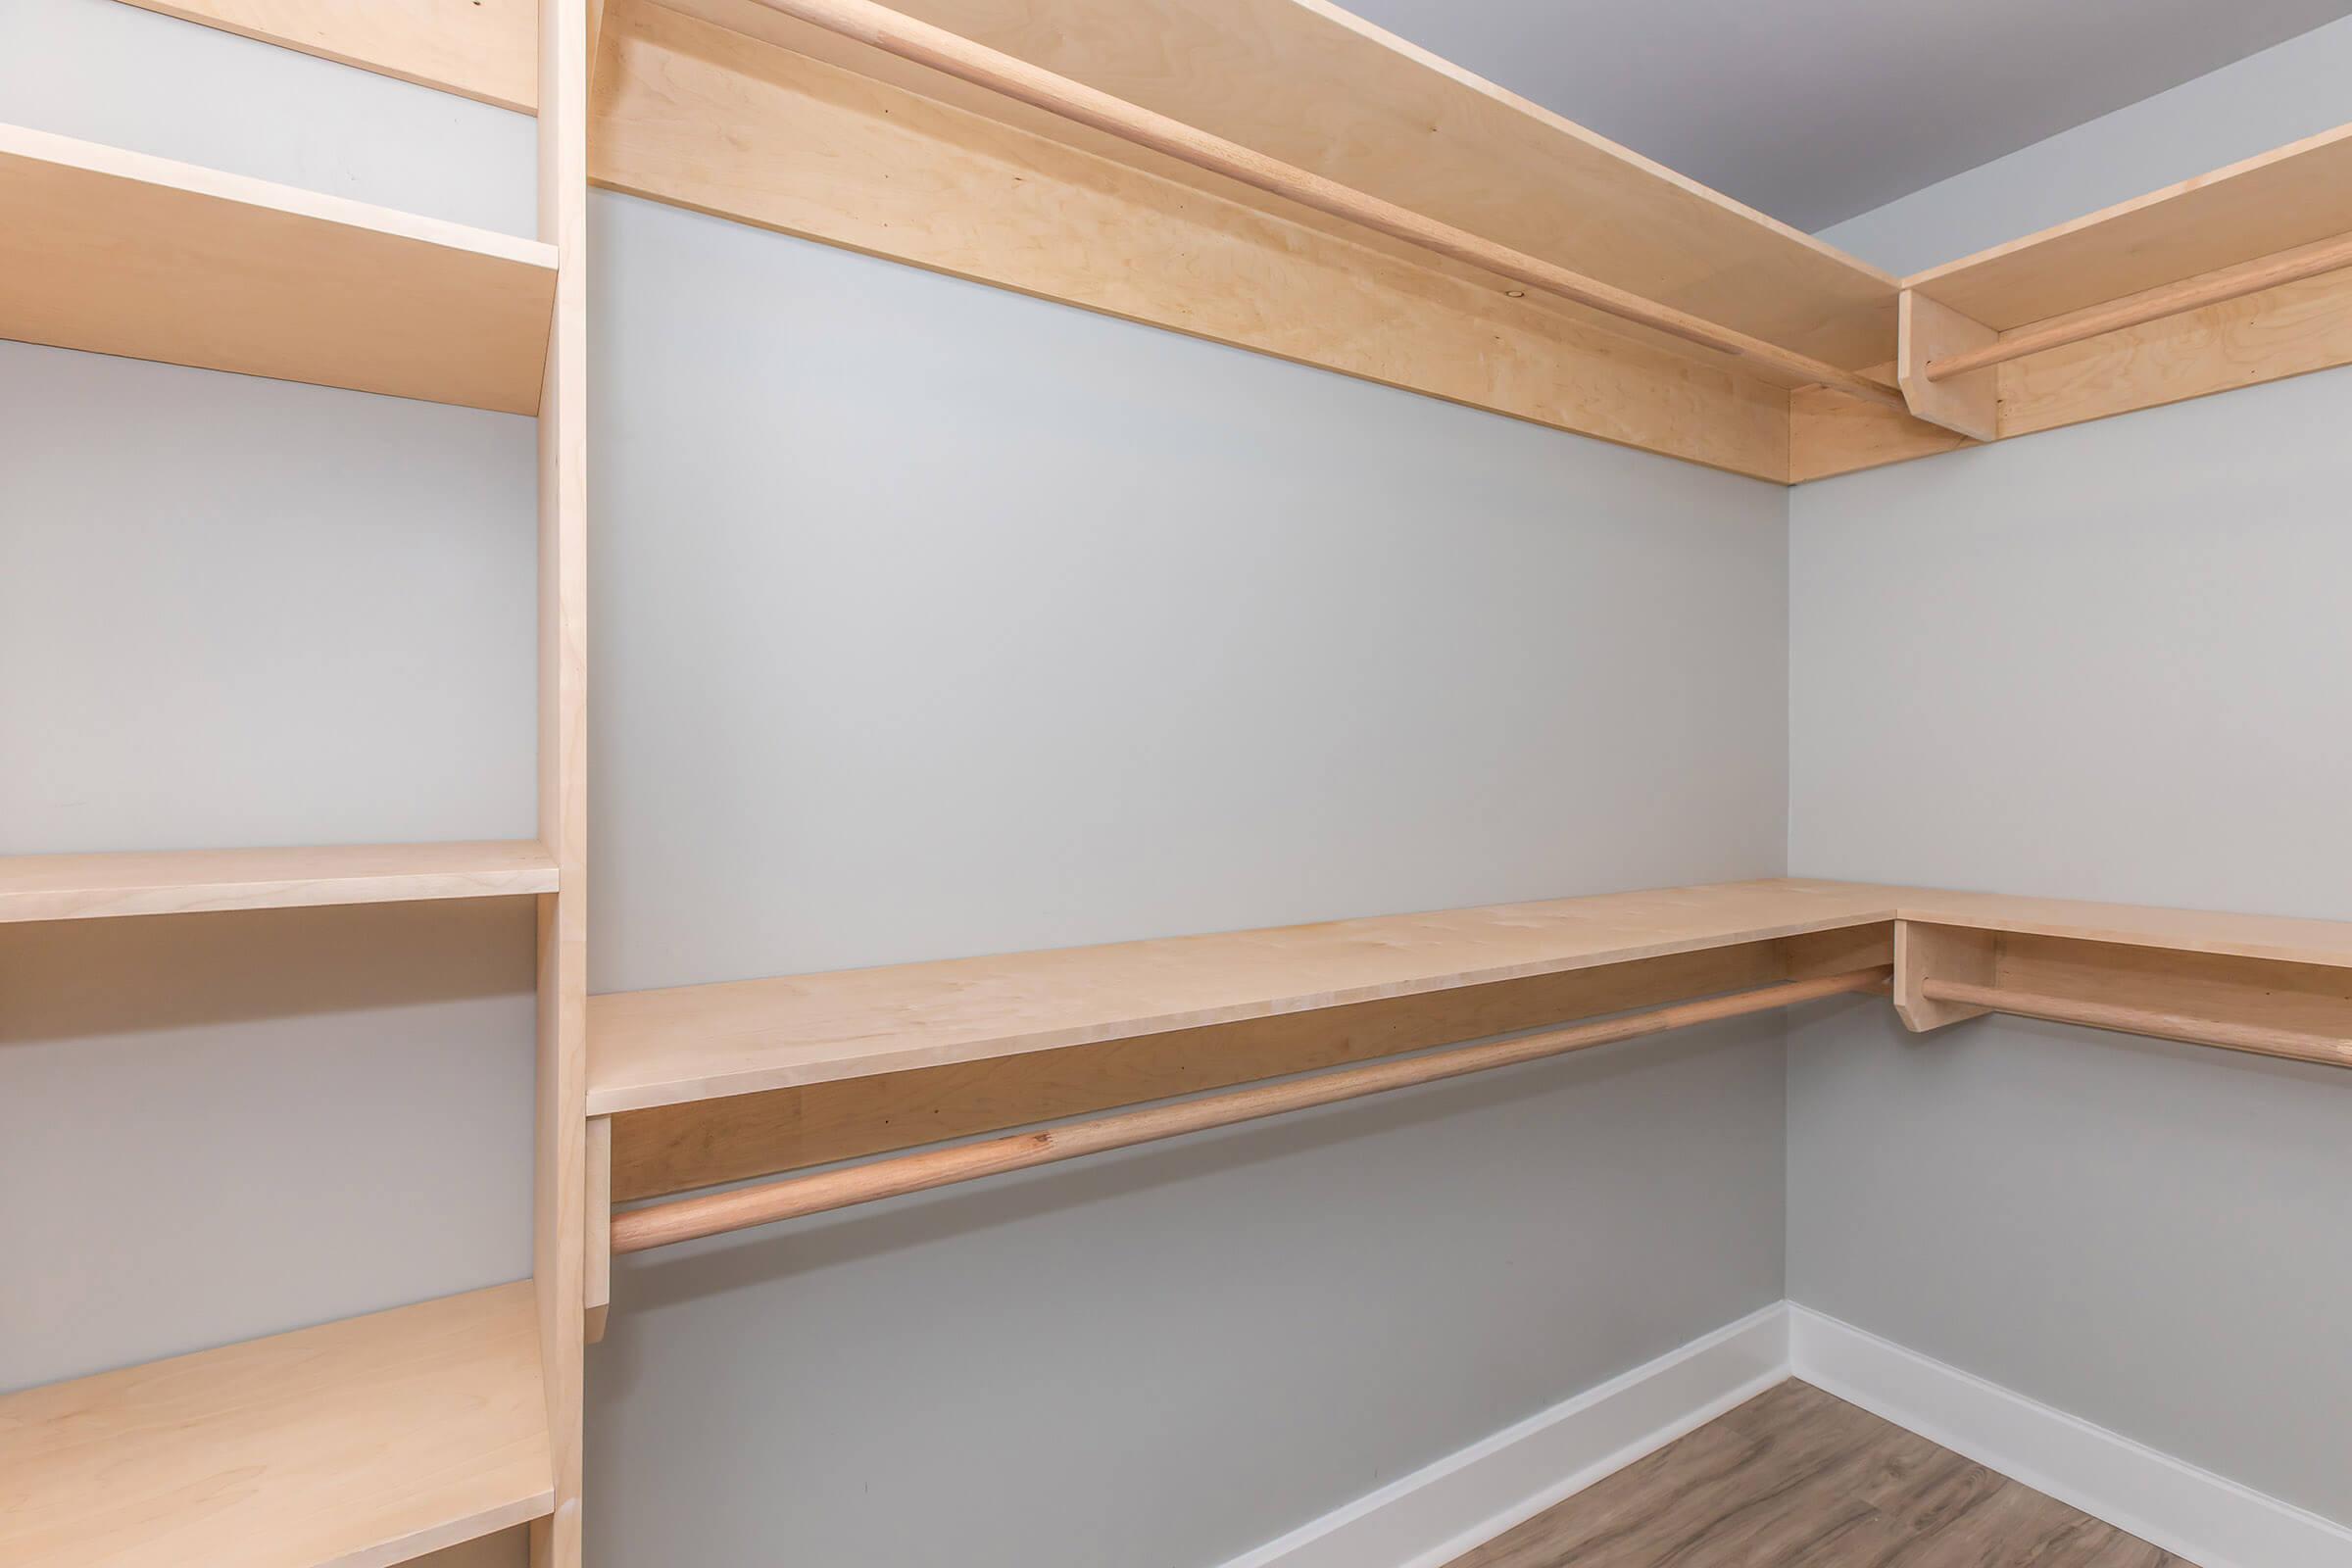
[587,880,1897,1113]
[0,840,559,923]
[1906,122,2352,330]
[587,879,2352,1115]
[0,122,557,414]
[0,1282,554,1568]
[658,0,1898,371]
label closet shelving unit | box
[8,0,2352,1563]
[0,2,588,1566]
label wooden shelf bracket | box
[1896,289,1999,442]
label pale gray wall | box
[0,0,536,235]
[1791,46,2352,1524]
[1816,13,2352,273]
[586,192,1792,1567]
[2,10,542,1544]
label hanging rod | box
[1925,228,2352,382]
[1917,979,2352,1068]
[744,0,1905,411]
[609,964,1891,1254]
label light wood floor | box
[1446,1380,2195,1567]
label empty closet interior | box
[3,1,2348,1564]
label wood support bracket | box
[1893,920,1999,1032]
[1896,290,2000,442]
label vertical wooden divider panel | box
[533,0,591,1564]
[1893,921,1999,1033]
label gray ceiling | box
[1338,0,2352,230]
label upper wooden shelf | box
[587,879,2352,1114]
[1905,121,2352,329]
[0,122,557,413]
[0,840,559,923]
[0,1282,553,1568]
[654,0,1899,373]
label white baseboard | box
[1219,1301,1791,1568]
[1788,1303,2352,1568]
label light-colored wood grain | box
[1893,920,1999,1032]
[1996,933,2352,1041]
[587,880,1911,1114]
[1896,290,1998,441]
[610,968,1889,1251]
[609,941,1804,1200]
[1998,259,2352,439]
[531,0,591,1562]
[115,0,539,113]
[0,122,555,413]
[726,0,1896,405]
[1788,371,1972,483]
[1793,261,2352,480]
[591,1,1792,479]
[1929,228,2352,382]
[1923,978,2352,1069]
[0,1283,553,1568]
[590,880,2352,1117]
[1908,121,2352,330]
[658,0,1897,372]
[1920,931,2352,1070]
[0,841,557,924]
[1894,888,2352,972]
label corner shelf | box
[585,879,1905,1114]
[587,879,2352,1117]
[0,840,559,923]
[0,122,558,414]
[0,1282,553,1568]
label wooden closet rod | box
[1917,979,2352,1068]
[609,965,1891,1254]
[1925,228,2352,382]
[745,0,1906,410]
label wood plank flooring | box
[1446,1380,2195,1567]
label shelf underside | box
[0,122,556,413]
[0,1282,554,1568]
[0,841,558,923]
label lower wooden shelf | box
[0,840,559,923]
[0,1282,554,1568]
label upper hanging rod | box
[745,0,1905,411]
[610,964,1891,1254]
[1925,228,2352,383]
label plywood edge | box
[114,0,542,115]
